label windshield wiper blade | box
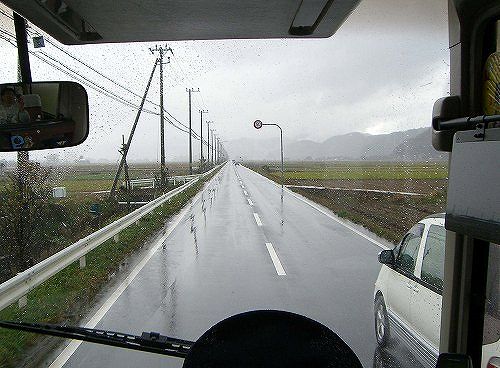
[0,320,193,358]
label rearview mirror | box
[378,250,394,265]
[0,81,88,151]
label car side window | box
[395,223,424,275]
[420,225,446,293]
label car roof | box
[4,0,361,45]
[424,213,446,220]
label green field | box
[256,161,448,180]
[1,162,193,194]
[58,163,192,193]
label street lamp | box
[253,120,284,189]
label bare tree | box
[0,162,53,276]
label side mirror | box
[431,95,461,152]
[378,250,394,265]
[0,81,88,151]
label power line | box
[0,11,194,132]
[1,9,164,110]
[0,26,158,114]
[0,22,213,141]
[172,52,208,111]
[0,27,197,137]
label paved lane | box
[55,163,386,368]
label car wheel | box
[374,294,390,347]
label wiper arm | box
[0,320,193,359]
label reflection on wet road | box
[55,163,393,368]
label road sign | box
[254,120,263,129]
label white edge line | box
[253,213,263,226]
[265,243,286,276]
[48,170,222,368]
[244,166,390,250]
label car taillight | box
[487,357,500,368]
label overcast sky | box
[0,0,449,163]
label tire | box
[374,294,390,347]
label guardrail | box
[128,175,200,189]
[0,164,223,311]
[129,178,155,189]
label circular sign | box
[253,120,263,129]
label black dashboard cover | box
[183,309,362,368]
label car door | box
[385,223,424,331]
[412,221,445,360]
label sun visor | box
[2,0,361,45]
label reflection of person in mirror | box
[0,87,30,125]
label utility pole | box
[186,88,199,174]
[110,59,158,198]
[210,132,214,166]
[206,121,213,167]
[199,110,208,171]
[214,137,217,164]
[216,138,220,164]
[119,135,131,211]
[150,44,173,189]
[217,140,221,164]
[211,131,216,166]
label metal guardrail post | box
[79,256,86,269]
[18,295,27,309]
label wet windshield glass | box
[0,1,498,368]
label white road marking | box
[265,243,286,276]
[48,174,218,368]
[253,213,263,226]
[247,198,254,206]
[243,190,248,196]
[241,185,245,189]
[286,184,424,197]
[244,167,390,250]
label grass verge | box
[0,169,218,368]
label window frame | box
[417,223,446,295]
[394,223,425,278]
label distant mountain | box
[226,127,447,161]
[393,129,447,161]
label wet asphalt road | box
[55,163,387,368]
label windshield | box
[0,1,497,368]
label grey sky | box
[0,0,449,163]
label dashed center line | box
[265,243,286,276]
[247,198,254,206]
[241,185,245,189]
[253,213,263,226]
[243,190,248,196]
